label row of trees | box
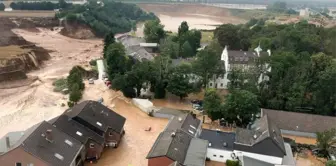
[57,1,157,37]
[10,2,60,10]
[144,21,201,58]
[67,66,85,107]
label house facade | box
[50,114,105,160]
[64,100,126,148]
[208,45,271,89]
[0,121,85,166]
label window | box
[209,83,213,87]
[96,122,102,127]
[54,153,64,161]
[65,139,73,147]
[221,83,223,87]
[220,155,224,158]
[213,155,217,157]
[15,163,22,166]
[90,143,95,148]
[76,131,82,136]
[109,132,113,136]
[189,125,196,130]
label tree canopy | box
[56,1,157,37]
[0,3,5,11]
[316,128,336,157]
[144,20,165,43]
[203,89,222,121]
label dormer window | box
[54,153,64,161]
[96,122,102,127]
[76,131,82,136]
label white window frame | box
[96,122,102,127]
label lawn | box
[201,31,214,43]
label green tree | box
[67,66,84,91]
[166,64,194,100]
[178,21,189,37]
[69,84,82,103]
[192,49,224,87]
[105,43,130,80]
[103,31,115,56]
[59,0,67,9]
[180,41,193,58]
[160,37,179,58]
[326,161,336,166]
[0,3,5,11]
[223,90,260,126]
[144,20,165,43]
[316,128,336,157]
[214,24,240,49]
[203,89,222,121]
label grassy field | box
[0,11,55,17]
[229,9,292,20]
[0,46,30,58]
[201,31,214,43]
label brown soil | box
[60,20,96,39]
[137,3,246,24]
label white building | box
[200,115,296,166]
[300,8,310,19]
[208,45,271,89]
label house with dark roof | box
[200,129,236,163]
[64,100,126,148]
[146,129,208,166]
[164,113,202,137]
[199,115,295,166]
[0,121,85,166]
[208,45,271,89]
[50,114,105,160]
[261,108,336,138]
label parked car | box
[191,99,203,106]
[89,78,94,84]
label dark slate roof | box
[146,129,193,164]
[50,114,105,145]
[183,138,208,166]
[164,113,201,137]
[228,51,258,64]
[2,121,83,165]
[200,129,235,151]
[235,115,286,155]
[65,100,126,134]
[262,108,336,133]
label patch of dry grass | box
[0,45,31,58]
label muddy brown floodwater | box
[0,28,102,137]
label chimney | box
[5,136,10,149]
[46,129,53,143]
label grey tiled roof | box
[1,121,83,165]
[164,113,201,137]
[228,51,258,64]
[50,114,105,145]
[235,115,286,156]
[262,108,336,133]
[146,129,193,164]
[65,100,126,135]
[200,129,235,151]
[184,138,208,166]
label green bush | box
[52,78,67,92]
[67,101,74,107]
[226,160,239,166]
[89,59,98,66]
[0,3,5,11]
